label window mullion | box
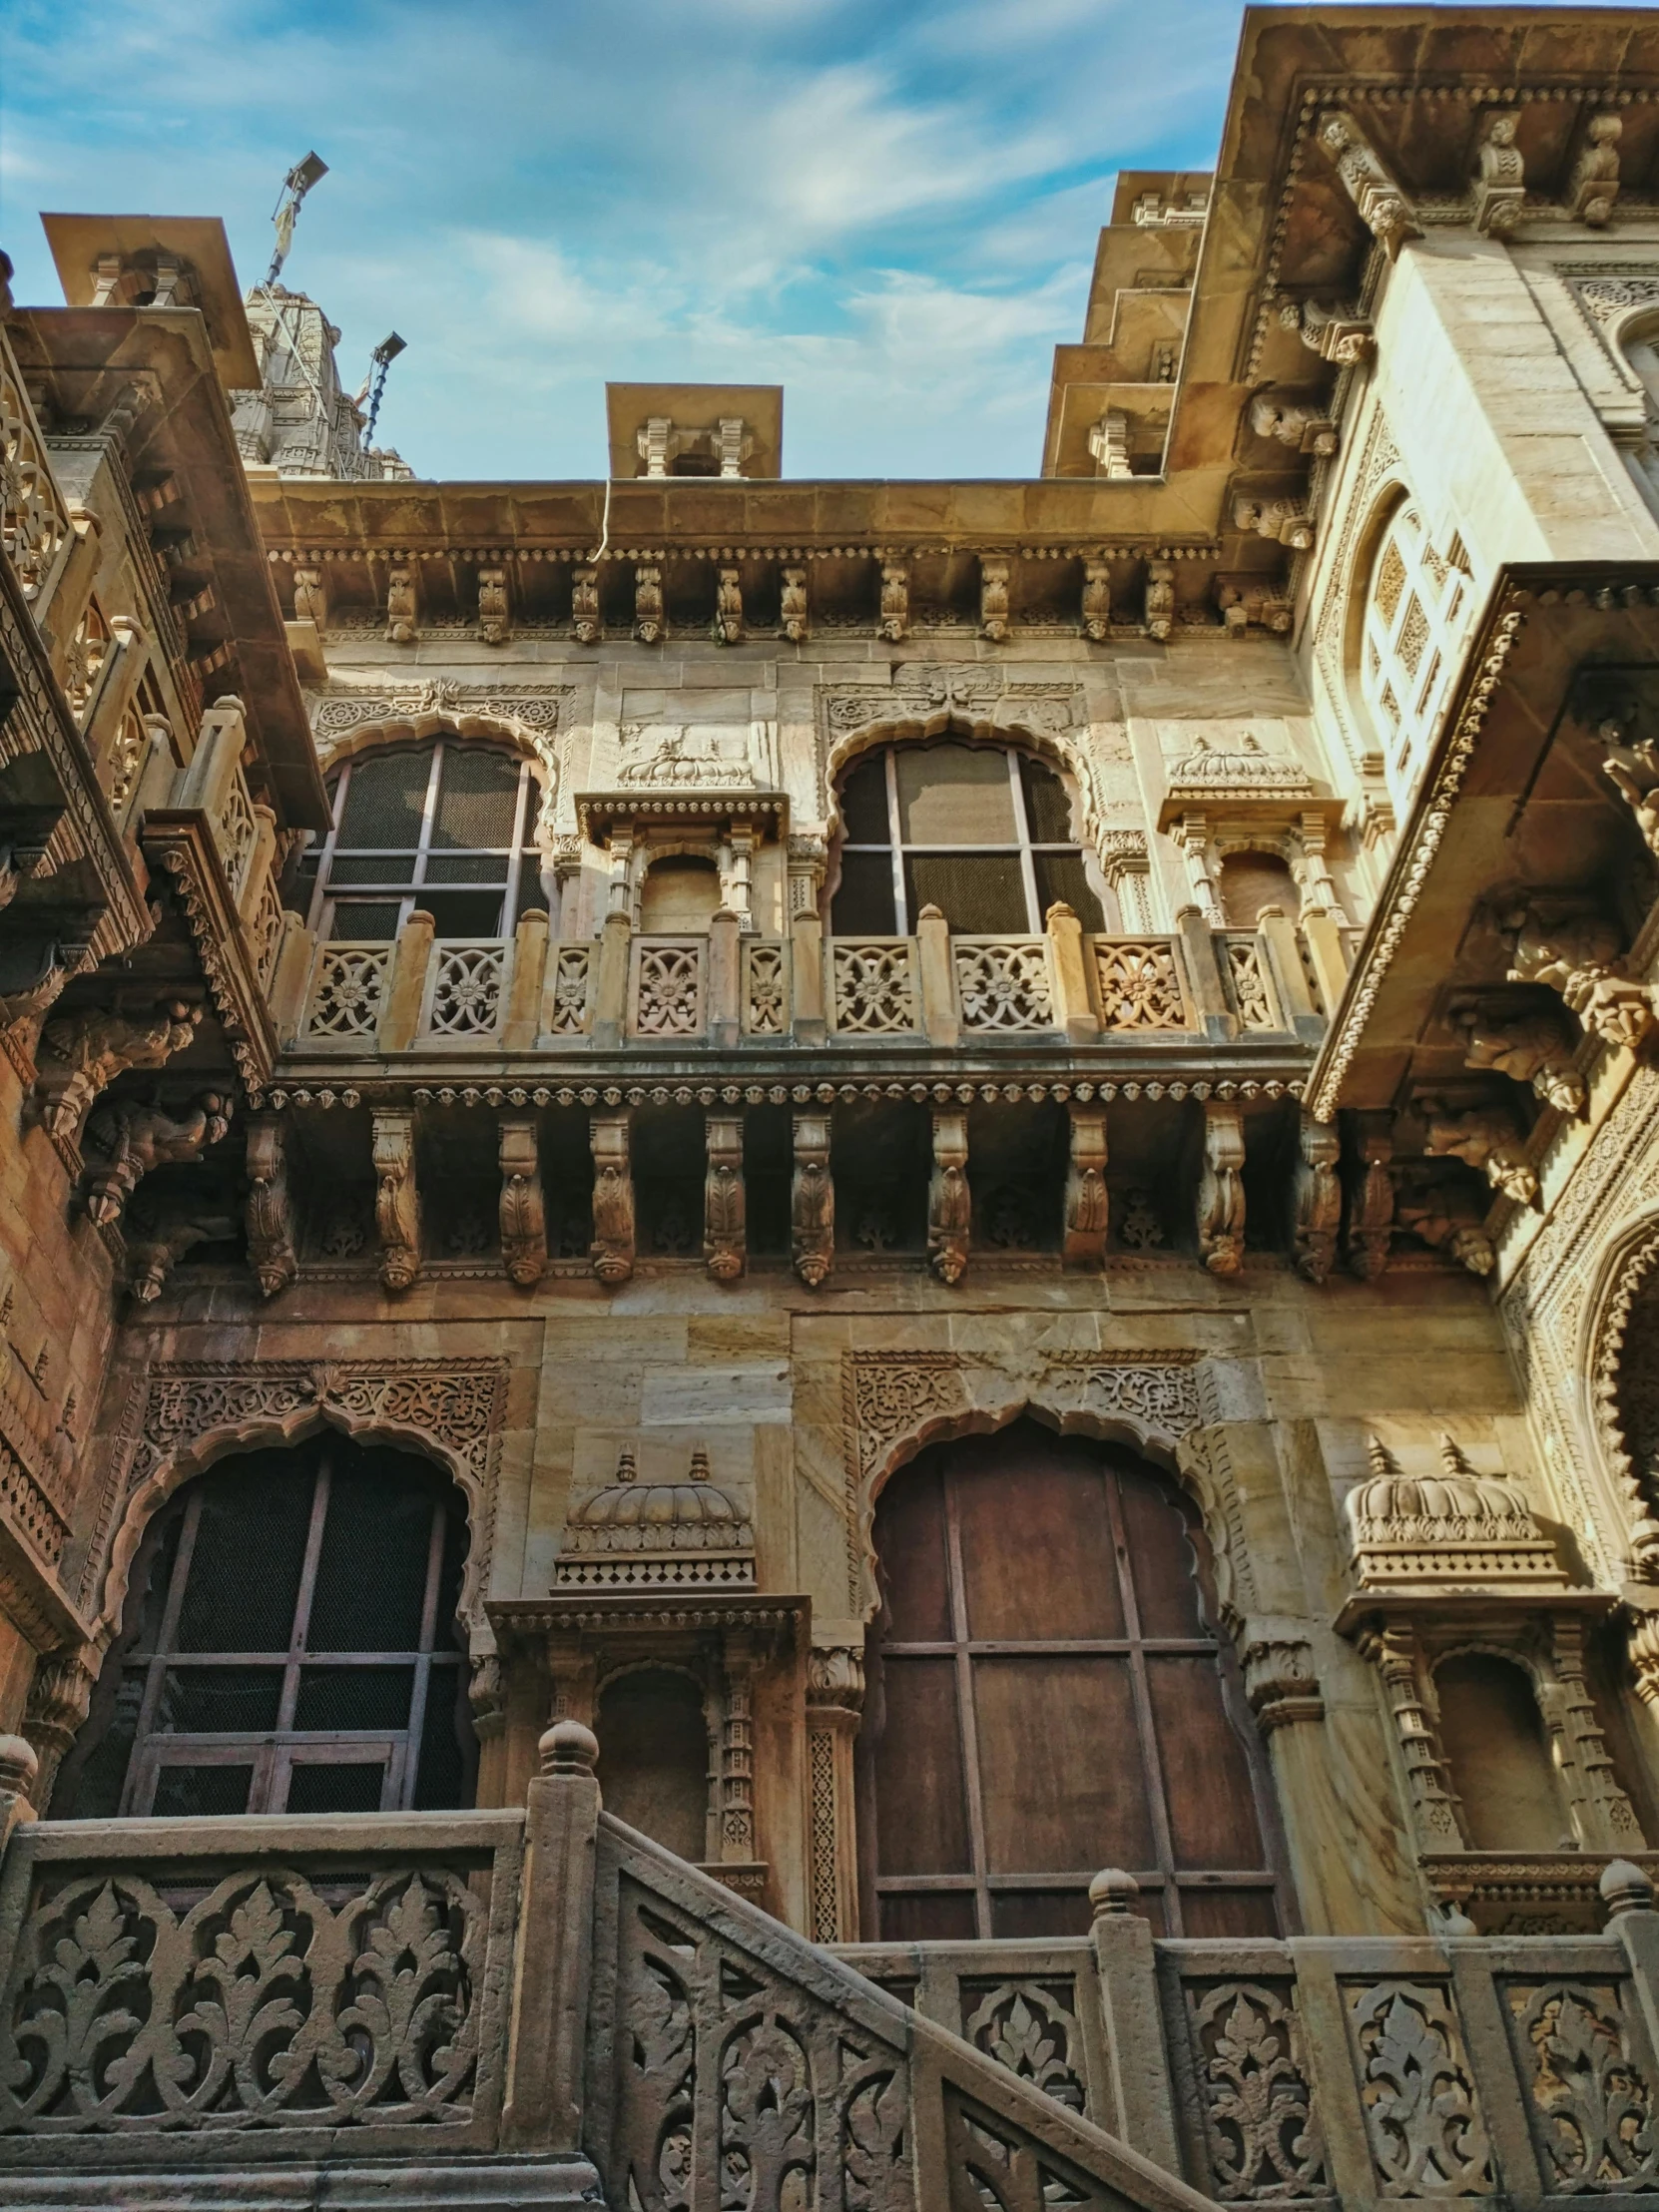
[502,762,532,937]
[415,740,444,884]
[279,1454,332,1740]
[1009,749,1042,932]
[400,1497,450,1810]
[125,1488,205,1815]
[884,750,907,934]
[943,1470,992,1939]
[1104,1469,1184,1933]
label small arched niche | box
[639,852,722,934]
[595,1666,710,1861]
[1434,1652,1569,1851]
[1218,848,1299,928]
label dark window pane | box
[414,1663,470,1810]
[152,1763,254,1818]
[904,853,1028,934]
[878,1892,977,1941]
[874,1658,971,1876]
[294,1665,414,1731]
[156,1667,282,1734]
[895,744,1015,843]
[1180,1888,1281,1938]
[327,855,417,887]
[595,1669,709,1862]
[830,850,897,936]
[838,753,891,843]
[955,1455,1124,1641]
[336,750,431,848]
[1145,1655,1266,1870]
[875,1460,951,1642]
[1020,755,1075,842]
[309,1458,438,1652]
[328,899,402,942]
[990,1889,1092,1938]
[516,861,550,919]
[431,749,520,848]
[1118,1468,1206,1638]
[58,1669,145,1818]
[285,1761,386,1814]
[419,889,506,937]
[423,852,510,884]
[127,1506,186,1658]
[973,1655,1153,1875]
[175,1462,313,1652]
[1032,851,1105,934]
[285,848,320,915]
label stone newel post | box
[502,1719,602,2153]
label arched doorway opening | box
[856,1419,1288,1938]
[55,1433,476,1819]
[595,1666,711,1861]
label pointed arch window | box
[54,1436,474,1820]
[830,742,1104,935]
[294,739,547,940]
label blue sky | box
[7,1,1294,479]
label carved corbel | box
[926,1110,970,1285]
[1215,580,1292,637]
[371,1107,421,1292]
[468,1654,505,1743]
[1097,830,1154,931]
[33,998,202,1147]
[385,562,418,645]
[1421,1100,1538,1206]
[634,564,664,645]
[1081,559,1111,642]
[291,564,328,631]
[245,1114,298,1297]
[1144,560,1174,641]
[713,567,744,647]
[1393,1170,1495,1275]
[878,561,908,644]
[589,1108,635,1285]
[1291,1113,1340,1285]
[1470,111,1525,235]
[1249,391,1338,457]
[781,566,809,644]
[792,1110,833,1288]
[1233,496,1314,552]
[126,1202,236,1304]
[499,1118,547,1287]
[0,939,81,1076]
[1285,295,1375,366]
[1240,1625,1325,1732]
[1197,1101,1246,1276]
[704,1110,746,1283]
[1600,717,1659,858]
[1456,1003,1586,1117]
[1355,1621,1465,1850]
[476,564,511,646]
[22,1646,98,1808]
[81,1091,234,1226]
[979,559,1011,643]
[1567,113,1622,226]
[1502,898,1655,1051]
[571,565,601,645]
[1343,1110,1394,1281]
[1319,111,1421,260]
[1063,1104,1109,1269]
[1088,410,1132,477]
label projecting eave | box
[1306,562,1659,1124]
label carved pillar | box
[0,1733,38,1847]
[376,907,435,1051]
[1045,902,1098,1041]
[927,1110,970,1286]
[1546,1616,1646,1852]
[708,907,741,1050]
[788,834,828,1045]
[792,1110,833,1288]
[1087,1871,1182,2167]
[499,1119,547,1287]
[245,1114,297,1297]
[82,614,149,787]
[1291,1113,1340,1285]
[1345,1111,1393,1281]
[1358,1622,1465,1853]
[1175,906,1233,1039]
[1294,811,1348,922]
[1063,1103,1108,1268]
[721,1638,758,1862]
[503,909,549,1048]
[1098,831,1155,931]
[176,696,247,818]
[725,822,756,931]
[590,906,632,1052]
[1171,814,1222,924]
[704,1109,746,1283]
[22,1646,96,1809]
[372,1108,421,1292]
[589,1109,635,1285]
[1256,904,1322,1038]
[806,1645,864,1942]
[238,804,278,929]
[915,903,959,1047]
[268,913,315,1048]
[1197,1101,1245,1276]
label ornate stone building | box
[4,8,1659,2209]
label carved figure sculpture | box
[385,564,417,644]
[1502,898,1655,1051]
[1291,1113,1341,1284]
[82,1092,233,1226]
[1145,561,1175,641]
[1568,113,1622,225]
[927,1111,970,1285]
[792,1111,832,1288]
[589,1110,635,1284]
[781,566,808,644]
[1249,392,1338,456]
[34,999,201,1146]
[1198,1102,1246,1275]
[571,566,600,645]
[245,1115,298,1297]
[371,1107,421,1292]
[1233,496,1315,552]
[878,562,908,644]
[1457,1005,1586,1116]
[1422,1102,1538,1205]
[713,567,744,647]
[498,1119,547,1287]
[477,565,509,645]
[1470,112,1525,235]
[634,565,664,645]
[979,561,1010,643]
[1081,559,1111,642]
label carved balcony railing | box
[743,937,790,1036]
[830,936,920,1034]
[211,756,260,905]
[0,322,73,613]
[1218,933,1286,1033]
[420,937,511,1042]
[954,936,1057,1033]
[630,935,706,1038]
[546,941,594,1036]
[300,938,393,1042]
[1089,936,1195,1032]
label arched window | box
[1433,1653,1570,1852]
[830,742,1104,936]
[640,852,723,934]
[1360,501,1473,805]
[856,1420,1286,1940]
[55,1435,474,1820]
[1218,849,1299,928]
[295,739,546,940]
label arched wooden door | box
[856,1420,1289,1939]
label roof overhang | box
[576,790,789,844]
[40,213,262,391]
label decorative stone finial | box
[0,1734,38,1796]
[1366,1434,1394,1479]
[1088,1867,1140,1919]
[1599,1858,1655,1918]
[615,1447,636,1484]
[538,1719,600,1775]
[1438,1433,1470,1479]
[689,1445,710,1483]
[1435,1900,1476,1936]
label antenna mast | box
[361,332,407,449]
[266,151,329,286]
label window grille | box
[830,744,1105,936]
[294,740,547,942]
[54,1436,473,1820]
[1361,502,1472,809]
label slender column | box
[376,909,435,1050]
[807,1646,865,1943]
[590,908,632,1051]
[503,909,549,1048]
[788,833,827,1044]
[709,907,741,1050]
[1045,900,1098,1040]
[915,902,959,1047]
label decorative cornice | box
[266,1072,1309,1113]
[140,811,278,1100]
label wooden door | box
[857,1420,1288,1938]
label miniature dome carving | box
[556,1447,756,1590]
[1346,1435,1564,1591]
